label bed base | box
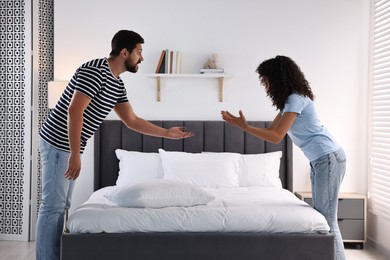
[61,232,334,260]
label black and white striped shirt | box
[40,58,128,154]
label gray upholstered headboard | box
[94,120,293,191]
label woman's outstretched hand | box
[221,110,248,130]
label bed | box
[61,120,335,260]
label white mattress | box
[67,186,330,234]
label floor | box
[0,241,387,260]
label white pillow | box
[201,151,283,188]
[159,149,241,188]
[104,180,215,208]
[115,149,163,186]
[239,151,283,188]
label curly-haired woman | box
[221,55,346,260]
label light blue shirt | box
[283,93,340,162]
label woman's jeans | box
[310,148,346,260]
[36,138,76,260]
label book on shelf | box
[169,50,174,73]
[200,68,224,74]
[164,49,170,74]
[154,49,181,74]
[155,50,166,73]
[175,51,181,74]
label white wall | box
[53,0,369,214]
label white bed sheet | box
[67,186,330,234]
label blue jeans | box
[36,138,76,260]
[310,148,346,260]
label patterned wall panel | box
[0,0,53,240]
[35,0,54,217]
[0,0,26,236]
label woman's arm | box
[221,110,297,144]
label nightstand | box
[295,191,366,248]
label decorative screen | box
[0,0,54,240]
[0,0,26,236]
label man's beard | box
[126,60,139,73]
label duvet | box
[67,186,329,234]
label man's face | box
[125,43,143,73]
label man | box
[36,30,194,260]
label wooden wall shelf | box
[146,74,233,102]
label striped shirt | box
[40,58,128,154]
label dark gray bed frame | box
[61,120,335,260]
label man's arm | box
[65,90,91,180]
[114,101,194,139]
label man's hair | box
[109,30,144,57]
[256,55,314,110]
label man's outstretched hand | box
[166,127,195,140]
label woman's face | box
[260,76,269,92]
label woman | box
[221,55,346,260]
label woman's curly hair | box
[256,55,314,110]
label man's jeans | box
[310,148,346,260]
[36,138,76,260]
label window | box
[368,0,390,220]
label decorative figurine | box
[203,53,219,69]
